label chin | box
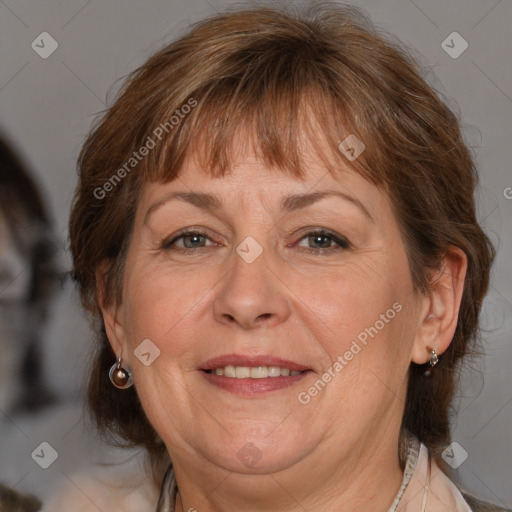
[193,424,318,475]
[208,445,307,476]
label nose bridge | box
[212,233,290,329]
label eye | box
[161,227,350,255]
[161,229,216,251]
[295,229,350,254]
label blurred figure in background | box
[0,134,59,512]
[0,135,58,413]
[0,483,41,512]
[0,133,146,512]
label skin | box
[100,134,467,512]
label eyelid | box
[160,227,216,249]
[293,228,350,251]
[286,225,349,243]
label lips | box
[199,354,312,395]
[200,354,310,373]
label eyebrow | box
[144,190,374,224]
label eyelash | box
[160,228,350,255]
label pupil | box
[185,234,203,248]
[311,235,329,248]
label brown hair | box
[69,2,495,481]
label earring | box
[423,346,439,377]
[109,356,133,389]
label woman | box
[65,2,509,511]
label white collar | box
[391,436,473,511]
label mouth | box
[199,354,312,395]
[204,365,305,378]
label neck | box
[171,428,404,512]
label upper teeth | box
[211,365,302,378]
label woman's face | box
[105,139,429,476]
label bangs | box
[136,45,380,189]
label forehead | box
[138,150,392,234]
[142,129,386,217]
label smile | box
[200,355,312,395]
[205,365,304,378]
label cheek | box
[303,280,415,418]
[122,262,209,352]
[291,258,417,409]
[295,263,407,350]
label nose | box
[212,245,291,330]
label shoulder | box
[461,492,512,512]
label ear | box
[96,260,128,360]
[411,247,468,364]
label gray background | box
[0,0,511,508]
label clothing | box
[386,432,510,512]
[155,432,511,512]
